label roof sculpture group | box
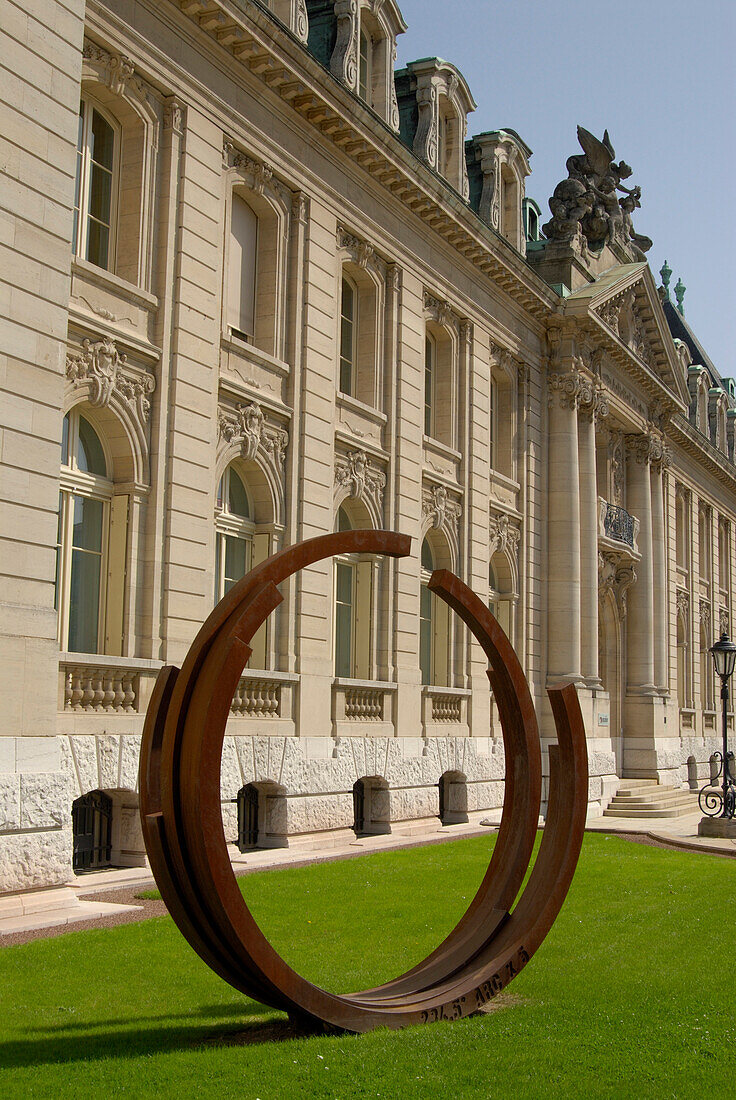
[544,125,653,260]
[139,531,588,1034]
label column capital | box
[549,366,609,421]
[625,430,670,469]
[548,365,591,410]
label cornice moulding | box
[158,0,557,320]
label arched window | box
[420,537,450,686]
[56,410,113,653]
[489,554,515,643]
[677,611,689,709]
[333,505,373,679]
[700,617,713,711]
[339,274,357,395]
[215,465,253,599]
[227,194,258,342]
[73,98,119,271]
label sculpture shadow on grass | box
[1,1003,302,1069]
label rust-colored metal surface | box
[139,530,588,1033]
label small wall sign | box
[598,714,609,726]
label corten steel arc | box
[139,530,588,1033]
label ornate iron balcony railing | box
[604,503,636,548]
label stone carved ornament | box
[337,227,386,278]
[331,0,359,88]
[543,126,652,260]
[548,367,609,420]
[610,433,625,506]
[218,401,288,468]
[424,291,457,330]
[66,337,156,425]
[598,551,636,619]
[625,430,671,470]
[334,448,386,516]
[676,588,690,622]
[414,83,438,169]
[699,599,711,633]
[720,606,730,635]
[223,142,291,207]
[489,512,520,559]
[422,484,462,537]
[82,39,145,101]
[596,289,658,373]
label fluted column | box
[651,453,670,693]
[626,434,657,693]
[579,386,608,686]
[547,369,583,683]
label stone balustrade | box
[229,670,298,721]
[421,686,471,729]
[344,686,384,721]
[332,679,396,734]
[59,654,163,715]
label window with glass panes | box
[424,333,435,437]
[56,411,112,653]
[227,194,258,341]
[73,99,118,271]
[419,538,434,684]
[215,466,254,598]
[359,29,372,103]
[334,506,356,677]
[339,275,357,395]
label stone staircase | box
[603,779,699,819]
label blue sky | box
[395,0,735,375]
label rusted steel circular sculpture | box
[139,530,588,1033]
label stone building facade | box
[2,0,734,897]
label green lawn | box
[3,833,734,1099]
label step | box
[606,794,697,812]
[617,779,660,789]
[613,785,679,802]
[603,804,699,819]
[609,790,693,806]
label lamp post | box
[698,632,736,834]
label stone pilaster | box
[651,453,670,693]
[625,433,657,693]
[578,384,608,686]
[547,369,584,683]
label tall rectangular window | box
[339,276,356,395]
[73,100,117,271]
[335,561,355,677]
[228,194,258,340]
[424,334,435,437]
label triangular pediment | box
[562,263,690,409]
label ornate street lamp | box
[699,632,736,824]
